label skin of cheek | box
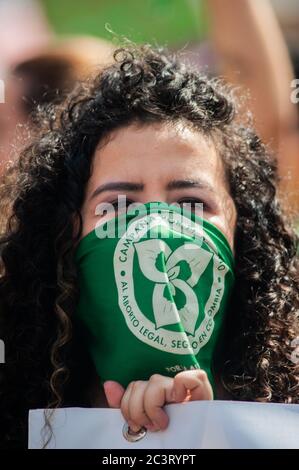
[180,153,236,250]
[207,190,237,253]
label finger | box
[120,381,135,424]
[172,370,213,402]
[127,381,154,431]
[103,380,125,408]
[143,374,173,431]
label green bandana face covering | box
[75,202,234,394]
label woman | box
[0,44,298,448]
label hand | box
[103,370,213,432]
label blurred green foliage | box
[40,0,207,46]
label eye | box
[176,197,208,213]
[109,198,135,210]
[95,198,136,220]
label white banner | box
[28,400,299,449]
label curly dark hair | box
[0,44,298,448]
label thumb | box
[103,380,125,408]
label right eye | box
[110,198,135,210]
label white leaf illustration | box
[134,239,171,283]
[171,278,199,335]
[134,239,208,334]
[166,243,212,287]
[152,283,180,328]
[167,265,180,280]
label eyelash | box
[110,199,135,209]
[177,198,209,212]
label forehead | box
[93,121,226,184]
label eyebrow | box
[90,182,144,200]
[167,179,214,192]
[89,178,215,200]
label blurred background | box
[0,0,297,64]
[0,0,298,217]
[1,0,298,67]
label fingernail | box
[152,421,161,431]
[171,390,176,402]
[103,381,113,395]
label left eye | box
[177,198,206,212]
